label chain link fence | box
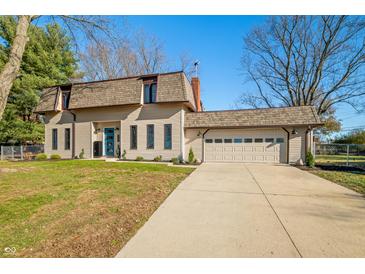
[314,143,365,170]
[0,145,44,161]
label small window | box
[214,139,223,143]
[234,138,242,143]
[265,138,274,143]
[143,78,157,104]
[244,138,253,143]
[147,124,154,149]
[224,138,232,143]
[52,129,58,150]
[130,125,137,149]
[276,138,284,143]
[205,139,213,143]
[61,91,70,109]
[255,138,263,143]
[65,128,71,150]
[164,124,172,149]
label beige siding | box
[121,104,182,161]
[43,103,185,160]
[287,127,307,164]
[184,128,205,162]
[44,112,73,158]
[74,122,92,159]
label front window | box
[130,125,137,149]
[143,78,157,104]
[147,124,154,149]
[164,124,172,149]
[65,128,71,150]
[52,129,58,150]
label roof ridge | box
[187,105,314,114]
[44,71,184,89]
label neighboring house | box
[35,71,322,164]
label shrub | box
[154,155,162,162]
[50,154,61,160]
[35,153,47,161]
[171,157,180,165]
[306,151,315,168]
[122,149,127,160]
[135,156,144,161]
[188,147,195,164]
[79,148,85,159]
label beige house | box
[35,71,322,164]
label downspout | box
[304,126,312,162]
[282,127,290,164]
[180,109,185,162]
[201,129,210,163]
[69,110,76,159]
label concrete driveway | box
[116,163,365,258]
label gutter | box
[201,129,210,162]
[69,110,77,159]
[281,127,290,164]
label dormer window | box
[62,91,70,109]
[143,77,157,104]
[60,86,71,110]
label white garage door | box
[204,130,286,163]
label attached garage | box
[184,106,323,164]
[203,128,286,163]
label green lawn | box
[0,160,193,257]
[315,155,365,168]
[310,170,365,194]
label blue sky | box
[31,15,365,133]
[119,16,365,134]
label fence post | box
[20,145,24,160]
[0,146,3,161]
[11,146,14,160]
[346,144,349,166]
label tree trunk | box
[0,15,33,120]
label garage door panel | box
[234,155,243,161]
[224,147,233,152]
[224,155,233,161]
[264,155,275,162]
[265,146,275,152]
[254,146,264,152]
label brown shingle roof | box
[35,86,59,112]
[35,71,196,112]
[184,106,322,128]
[69,77,142,109]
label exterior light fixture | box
[197,131,202,137]
[291,129,298,135]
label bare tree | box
[178,52,195,79]
[0,15,112,120]
[80,31,168,81]
[240,16,365,116]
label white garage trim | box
[203,128,287,163]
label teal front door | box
[104,128,115,157]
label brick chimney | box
[191,77,202,112]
